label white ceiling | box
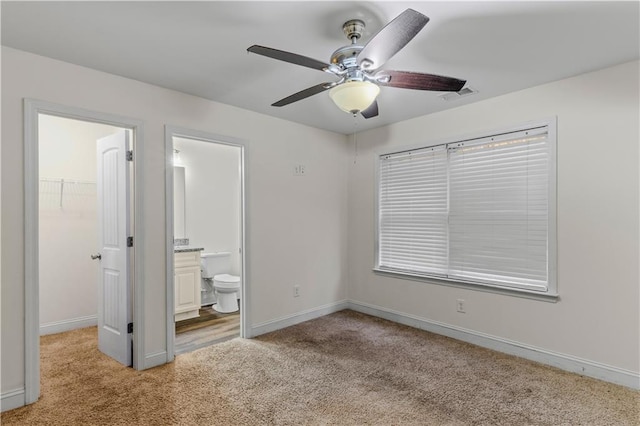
[2,1,638,135]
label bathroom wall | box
[38,114,120,334]
[347,60,640,375]
[174,137,242,275]
[2,46,349,401]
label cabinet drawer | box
[175,251,201,268]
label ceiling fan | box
[247,9,466,119]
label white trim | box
[348,300,640,390]
[23,99,146,407]
[144,351,168,369]
[132,121,146,372]
[164,125,249,358]
[373,117,558,157]
[1,388,26,413]
[372,269,559,302]
[24,99,40,405]
[40,315,97,336]
[251,300,349,337]
[164,127,175,362]
[547,117,558,293]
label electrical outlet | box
[456,299,466,313]
[294,285,300,297]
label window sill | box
[372,268,559,303]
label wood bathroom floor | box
[175,306,240,355]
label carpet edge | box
[348,300,640,390]
[251,300,349,337]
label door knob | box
[91,253,102,260]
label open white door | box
[96,130,132,366]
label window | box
[376,120,556,295]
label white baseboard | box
[40,315,97,336]
[1,388,25,412]
[250,300,349,338]
[144,351,168,369]
[348,300,640,390]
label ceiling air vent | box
[439,87,478,101]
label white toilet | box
[200,252,241,313]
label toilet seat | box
[213,274,240,289]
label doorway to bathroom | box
[165,127,247,358]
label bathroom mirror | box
[174,166,186,239]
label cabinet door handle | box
[91,253,102,260]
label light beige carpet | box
[2,310,638,425]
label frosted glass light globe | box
[329,81,380,114]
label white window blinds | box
[448,128,549,291]
[378,145,448,276]
[377,125,552,293]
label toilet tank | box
[200,252,231,278]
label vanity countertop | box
[174,247,205,253]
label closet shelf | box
[39,177,96,209]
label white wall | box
[174,137,241,275]
[38,115,119,332]
[347,60,639,374]
[1,47,349,397]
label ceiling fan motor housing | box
[332,18,367,81]
[330,45,363,70]
[342,19,365,42]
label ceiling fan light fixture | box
[329,81,380,114]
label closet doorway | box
[24,100,144,404]
[38,114,133,363]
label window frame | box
[373,118,558,301]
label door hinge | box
[126,150,133,161]
[127,236,134,247]
[127,323,133,334]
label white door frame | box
[164,125,249,361]
[24,99,146,404]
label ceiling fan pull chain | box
[353,118,358,164]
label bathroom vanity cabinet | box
[174,250,202,321]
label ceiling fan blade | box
[272,82,335,107]
[361,100,379,119]
[374,70,466,92]
[357,9,429,71]
[248,45,333,73]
